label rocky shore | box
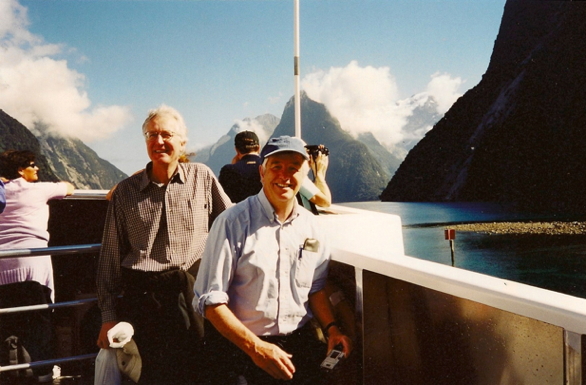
[447,221,586,235]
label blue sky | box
[1,0,506,175]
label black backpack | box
[0,336,33,380]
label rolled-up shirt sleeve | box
[193,213,235,316]
[299,178,320,200]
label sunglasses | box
[26,162,37,169]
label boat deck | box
[4,194,586,384]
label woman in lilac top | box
[0,150,74,298]
[0,150,74,382]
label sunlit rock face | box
[381,0,586,212]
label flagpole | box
[293,0,301,138]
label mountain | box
[356,132,401,181]
[194,95,396,202]
[0,109,127,189]
[272,92,389,202]
[381,0,586,212]
[192,114,280,176]
[35,124,127,190]
[0,109,58,182]
[397,94,443,157]
[353,93,441,180]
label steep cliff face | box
[0,109,59,181]
[0,110,127,189]
[381,0,586,212]
[37,130,127,190]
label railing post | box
[354,267,364,385]
[565,330,584,385]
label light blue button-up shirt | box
[194,191,330,336]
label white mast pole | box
[293,0,301,138]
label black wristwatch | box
[323,321,339,336]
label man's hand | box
[249,339,296,380]
[96,321,118,349]
[326,325,353,357]
[308,146,329,178]
[205,304,296,380]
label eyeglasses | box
[144,131,175,142]
[27,163,37,169]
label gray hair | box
[142,104,188,142]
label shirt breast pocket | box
[294,250,319,288]
[178,200,197,232]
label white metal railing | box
[0,244,101,259]
[321,205,586,384]
[0,244,101,375]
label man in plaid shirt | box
[96,105,231,384]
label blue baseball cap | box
[260,136,309,161]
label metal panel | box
[363,270,564,385]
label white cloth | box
[94,349,122,385]
[107,322,134,348]
[95,322,140,385]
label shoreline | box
[446,221,586,235]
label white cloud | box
[0,0,35,46]
[0,0,132,142]
[267,92,283,106]
[425,71,463,113]
[302,61,463,154]
[233,118,271,145]
[233,118,262,134]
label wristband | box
[323,321,339,336]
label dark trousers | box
[119,268,202,385]
[0,281,55,378]
[202,320,327,385]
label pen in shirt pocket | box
[299,238,320,259]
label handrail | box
[0,353,98,373]
[0,243,101,259]
[65,189,108,200]
[0,297,98,314]
[0,243,103,377]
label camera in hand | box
[320,343,345,370]
[305,145,330,158]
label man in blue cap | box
[194,135,352,384]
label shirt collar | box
[139,162,185,191]
[258,190,300,224]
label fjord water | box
[339,201,586,299]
